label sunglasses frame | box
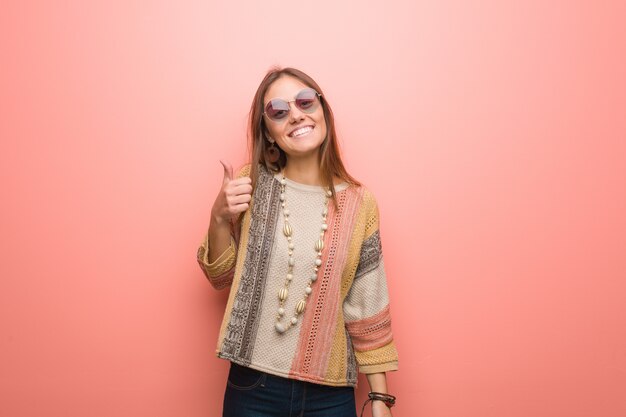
[262,88,323,122]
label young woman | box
[197,67,399,417]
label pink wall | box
[1,1,625,416]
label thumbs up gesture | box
[211,160,252,225]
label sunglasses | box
[263,88,323,122]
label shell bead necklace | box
[275,172,331,334]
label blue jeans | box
[223,362,357,417]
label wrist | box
[361,392,396,417]
[368,392,396,409]
[210,212,230,227]
[372,399,390,408]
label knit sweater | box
[197,163,399,387]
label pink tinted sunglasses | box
[263,88,322,121]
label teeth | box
[290,126,313,137]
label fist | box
[211,160,252,225]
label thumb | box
[219,159,234,184]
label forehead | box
[264,76,309,103]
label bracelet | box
[369,392,396,408]
[359,391,396,417]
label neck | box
[283,154,323,186]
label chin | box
[285,144,323,158]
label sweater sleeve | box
[343,192,399,374]
[196,164,251,290]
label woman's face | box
[263,75,327,160]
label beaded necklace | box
[274,171,331,334]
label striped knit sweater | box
[197,163,398,387]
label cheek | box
[319,123,327,139]
[317,115,328,137]
[265,124,282,140]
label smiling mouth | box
[289,125,314,138]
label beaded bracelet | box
[359,392,396,417]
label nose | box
[287,102,305,122]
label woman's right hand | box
[211,160,252,225]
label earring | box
[266,140,280,163]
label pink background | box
[2,1,625,416]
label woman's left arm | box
[366,372,393,417]
[344,191,399,416]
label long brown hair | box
[247,67,361,205]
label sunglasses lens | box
[295,89,319,112]
[265,99,290,120]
